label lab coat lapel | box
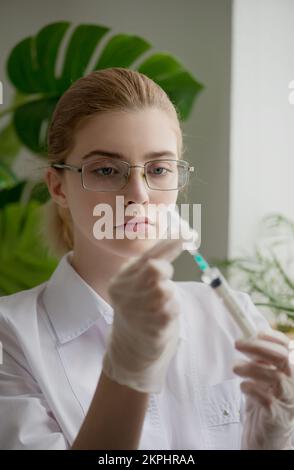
[4,285,85,446]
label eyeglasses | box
[51,158,194,191]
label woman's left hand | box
[233,329,294,449]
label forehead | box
[71,108,179,162]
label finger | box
[117,254,142,275]
[233,361,283,398]
[141,259,174,284]
[235,338,291,376]
[144,280,179,313]
[256,329,290,351]
[240,380,273,408]
[140,238,184,263]
[115,249,174,282]
[111,259,175,300]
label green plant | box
[217,214,294,334]
[0,201,57,295]
[0,21,204,294]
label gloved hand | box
[102,237,185,394]
[233,329,294,449]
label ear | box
[45,167,69,208]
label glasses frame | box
[51,158,194,192]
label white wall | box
[229,0,294,258]
[0,0,233,280]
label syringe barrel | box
[167,208,257,339]
[202,270,257,339]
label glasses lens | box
[82,159,128,191]
[145,160,189,190]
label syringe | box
[192,252,257,339]
[168,208,257,339]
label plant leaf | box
[58,24,110,90]
[0,181,26,209]
[94,34,151,69]
[13,97,59,155]
[7,22,70,93]
[0,162,18,191]
[138,53,204,120]
[0,201,57,295]
[0,121,21,166]
[5,22,203,155]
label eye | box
[148,164,172,176]
[153,167,166,175]
[92,166,119,176]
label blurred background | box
[0,0,294,332]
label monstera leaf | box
[4,21,203,156]
[0,121,21,167]
[0,182,26,210]
[0,201,57,295]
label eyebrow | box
[81,150,177,160]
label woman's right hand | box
[102,238,184,393]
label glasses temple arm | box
[51,163,81,173]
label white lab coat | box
[0,251,272,450]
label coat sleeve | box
[0,313,69,450]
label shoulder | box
[0,283,46,320]
[0,283,47,355]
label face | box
[46,108,180,259]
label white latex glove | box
[102,237,185,394]
[233,329,294,449]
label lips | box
[123,217,152,226]
[115,217,154,228]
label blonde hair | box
[43,67,185,258]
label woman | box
[0,68,293,450]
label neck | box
[70,241,128,306]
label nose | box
[122,166,150,205]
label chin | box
[114,237,158,257]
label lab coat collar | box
[42,252,113,344]
[42,251,187,345]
